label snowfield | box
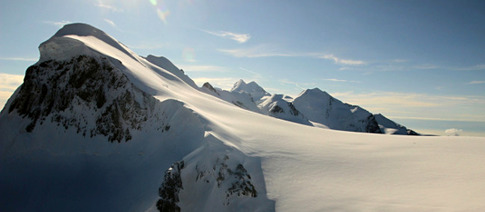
[1,23,485,212]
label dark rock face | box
[268,102,302,117]
[157,161,184,212]
[202,82,219,96]
[365,115,383,134]
[269,105,283,113]
[226,163,257,198]
[407,129,420,135]
[288,103,300,116]
[8,55,164,142]
[194,154,257,206]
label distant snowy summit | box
[202,80,419,135]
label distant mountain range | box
[202,79,418,135]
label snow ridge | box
[47,23,137,61]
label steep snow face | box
[144,55,197,88]
[230,79,269,101]
[374,114,419,135]
[258,94,310,125]
[293,88,381,133]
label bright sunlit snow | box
[1,23,484,212]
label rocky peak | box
[7,55,169,142]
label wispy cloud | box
[203,30,251,43]
[468,80,485,85]
[128,43,166,50]
[332,91,485,122]
[0,57,37,62]
[0,73,24,109]
[177,65,227,72]
[43,20,72,27]
[275,79,320,97]
[323,78,359,83]
[453,64,485,71]
[391,59,408,63]
[0,73,24,91]
[412,64,485,71]
[402,63,485,72]
[414,64,440,70]
[104,19,116,27]
[218,45,293,58]
[279,79,317,91]
[239,67,263,81]
[319,54,365,65]
[218,45,366,66]
[95,1,123,12]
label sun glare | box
[183,47,196,62]
[149,0,170,24]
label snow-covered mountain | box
[2,23,485,212]
[230,79,270,101]
[202,80,310,125]
[202,81,418,135]
[292,88,381,133]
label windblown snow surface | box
[1,23,485,212]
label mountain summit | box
[292,88,381,133]
[1,23,484,212]
[230,79,269,100]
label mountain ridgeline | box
[202,80,419,135]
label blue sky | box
[1,0,484,136]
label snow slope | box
[1,23,485,212]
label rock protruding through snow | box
[157,161,185,212]
[170,134,275,212]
